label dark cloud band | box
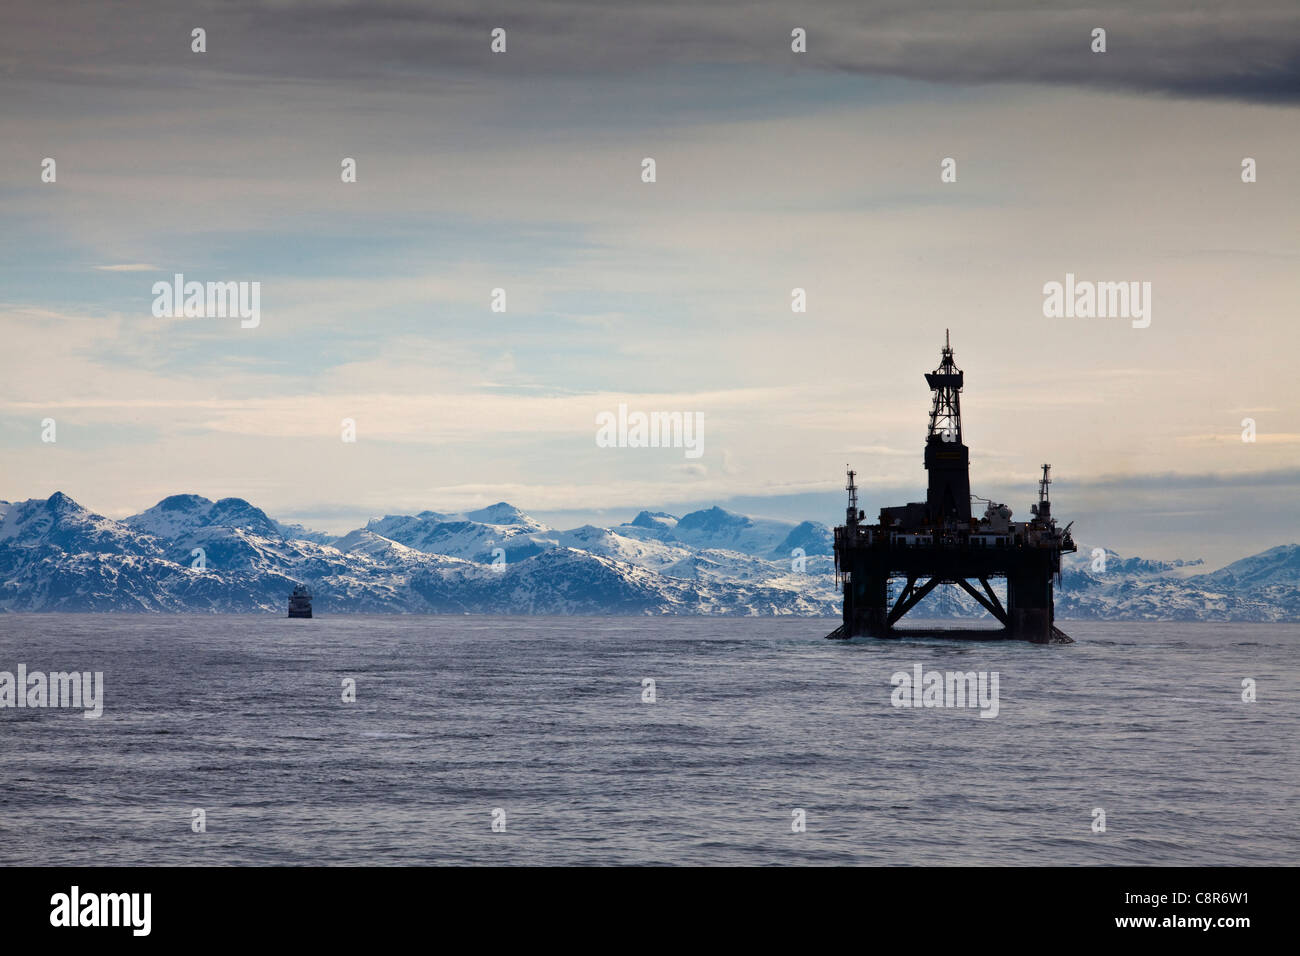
[4,0,1298,103]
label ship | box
[828,332,1076,643]
[287,583,313,618]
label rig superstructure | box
[828,332,1075,643]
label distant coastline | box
[1,492,1296,620]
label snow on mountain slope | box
[669,506,794,555]
[1061,545,1205,576]
[362,504,556,562]
[2,492,1297,620]
[333,528,423,560]
[771,521,834,559]
[0,492,159,556]
[1188,543,1300,589]
[616,506,831,560]
[460,547,832,616]
[552,525,689,570]
[464,502,550,531]
[1057,542,1300,622]
[274,520,335,544]
[126,494,281,540]
[0,494,837,615]
[616,511,680,541]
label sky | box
[1,0,1298,568]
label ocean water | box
[0,614,1295,866]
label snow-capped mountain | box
[273,520,335,544]
[614,505,822,559]
[126,494,281,541]
[1189,544,1300,589]
[363,504,556,563]
[0,493,835,615]
[660,505,795,555]
[464,502,549,532]
[625,510,678,533]
[771,521,834,559]
[3,492,157,556]
[1055,542,1300,622]
[0,492,1296,620]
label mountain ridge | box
[0,491,1296,620]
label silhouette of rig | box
[828,333,1076,643]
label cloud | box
[1177,433,1300,445]
[2,1,1298,103]
[2,2,1297,569]
[1084,467,1300,491]
[93,263,158,272]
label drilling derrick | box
[829,333,1076,643]
[924,330,971,527]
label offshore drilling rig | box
[828,333,1076,643]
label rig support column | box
[844,569,890,638]
[1006,562,1055,643]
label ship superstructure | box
[288,583,313,619]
